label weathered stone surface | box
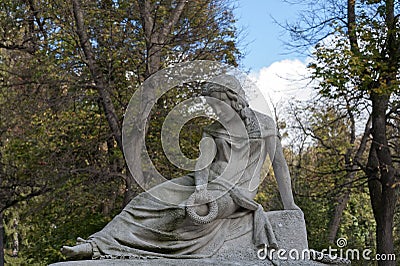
[51,211,328,266]
[266,210,309,259]
[213,210,308,261]
[49,258,327,266]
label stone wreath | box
[186,190,218,224]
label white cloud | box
[249,59,315,110]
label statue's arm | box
[266,135,300,210]
[194,132,216,192]
[194,167,209,191]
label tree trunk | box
[347,0,358,52]
[73,0,187,205]
[367,92,396,266]
[71,0,122,151]
[0,212,4,266]
[328,103,371,244]
[0,133,4,266]
[72,0,136,204]
[327,191,350,243]
[119,0,187,204]
[11,219,18,257]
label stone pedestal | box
[265,210,309,260]
[212,210,309,262]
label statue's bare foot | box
[76,237,86,244]
[61,243,92,259]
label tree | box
[284,99,376,254]
[285,0,399,263]
[0,0,242,263]
[70,0,241,204]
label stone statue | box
[61,76,300,261]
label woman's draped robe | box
[87,113,278,259]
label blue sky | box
[235,0,305,71]
[232,1,315,108]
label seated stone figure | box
[61,78,300,260]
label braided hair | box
[202,79,261,137]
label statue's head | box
[201,75,249,122]
[201,75,261,137]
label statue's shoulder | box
[203,122,225,136]
[202,111,278,139]
[252,110,275,128]
[250,110,277,138]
